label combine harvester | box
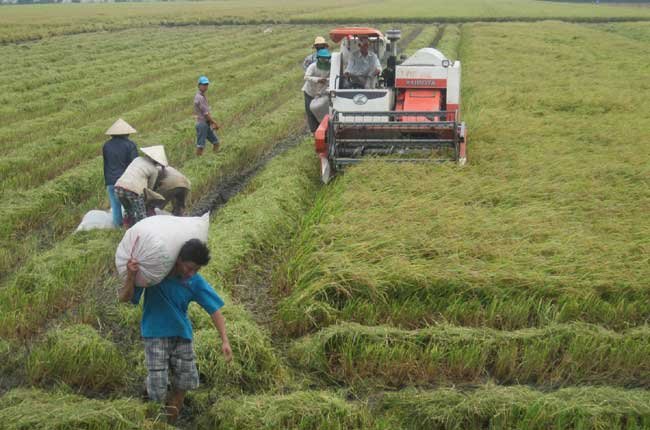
[314,27,467,183]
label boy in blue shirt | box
[118,239,232,424]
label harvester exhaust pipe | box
[386,29,401,57]
[385,29,401,87]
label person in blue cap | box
[193,76,221,156]
[302,48,331,133]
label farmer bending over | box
[114,145,168,228]
[118,239,232,424]
[154,166,191,216]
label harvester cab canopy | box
[328,27,384,43]
[313,27,467,184]
[328,27,388,90]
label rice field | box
[1,1,649,429]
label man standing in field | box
[102,118,138,227]
[118,239,232,424]
[194,76,221,156]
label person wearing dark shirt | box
[103,118,138,227]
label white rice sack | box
[115,213,209,287]
[310,95,330,123]
[76,210,115,232]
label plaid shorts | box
[143,337,199,402]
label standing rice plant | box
[277,21,650,334]
[293,0,650,22]
[3,1,650,44]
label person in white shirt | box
[344,36,382,89]
[302,48,331,133]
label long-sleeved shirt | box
[114,156,160,195]
[193,91,211,124]
[302,62,330,98]
[345,50,381,78]
[102,136,138,186]
[156,166,191,198]
[303,52,317,71]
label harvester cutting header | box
[309,27,467,183]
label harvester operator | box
[302,48,332,133]
[344,36,381,89]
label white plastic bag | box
[115,213,209,287]
[310,95,329,123]
[76,210,116,232]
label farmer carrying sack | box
[115,213,209,287]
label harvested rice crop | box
[26,324,128,391]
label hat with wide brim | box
[313,36,329,47]
[141,145,168,167]
[105,118,137,136]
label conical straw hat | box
[105,118,137,136]
[141,145,168,167]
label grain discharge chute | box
[313,27,467,183]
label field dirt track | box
[0,2,649,429]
